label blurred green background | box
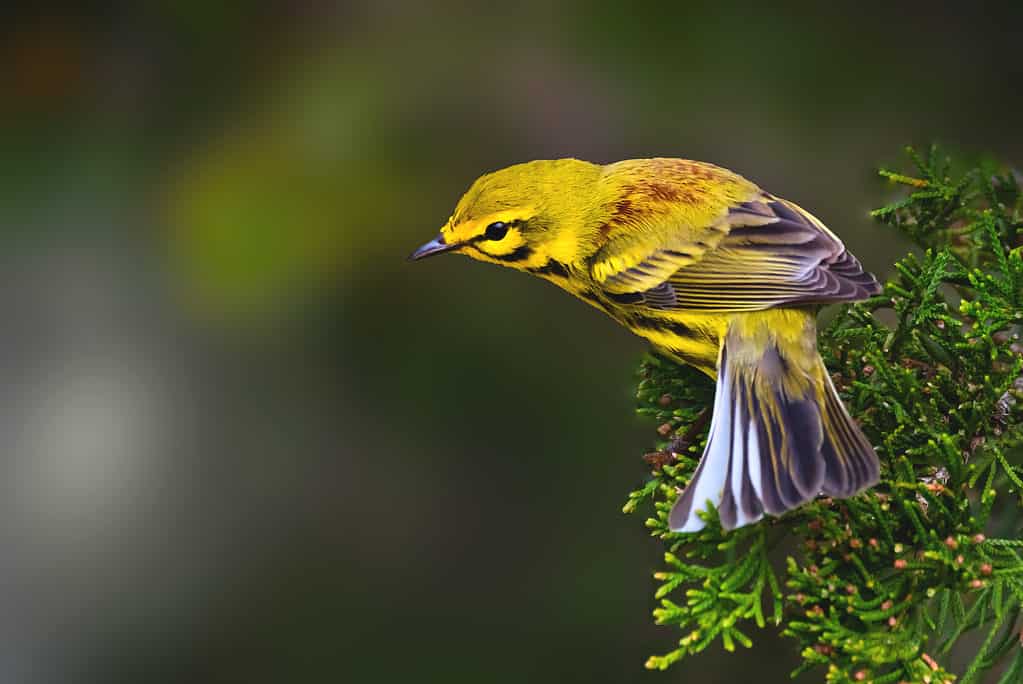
[2,3,1022,682]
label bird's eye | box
[484,221,509,241]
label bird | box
[410,158,881,532]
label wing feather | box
[592,193,880,312]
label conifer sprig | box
[627,146,1023,683]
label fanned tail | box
[668,311,879,532]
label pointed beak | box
[408,234,456,261]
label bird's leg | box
[667,407,712,454]
[642,407,712,468]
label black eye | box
[484,221,509,241]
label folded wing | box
[590,195,881,312]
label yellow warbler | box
[411,158,880,531]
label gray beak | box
[408,234,456,261]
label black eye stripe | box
[463,219,523,246]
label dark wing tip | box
[826,250,883,300]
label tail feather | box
[668,316,879,532]
[670,362,734,532]
[820,372,880,497]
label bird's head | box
[409,159,604,272]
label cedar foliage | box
[625,146,1023,683]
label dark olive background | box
[1,3,1021,682]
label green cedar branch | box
[627,146,1023,683]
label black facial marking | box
[491,245,533,262]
